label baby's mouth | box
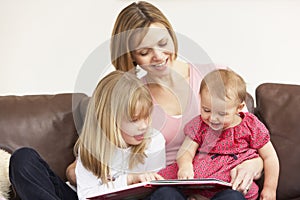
[210,122,222,130]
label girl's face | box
[131,23,175,77]
[120,103,151,146]
[200,89,244,131]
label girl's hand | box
[127,172,164,185]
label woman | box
[109,1,263,199]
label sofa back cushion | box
[255,83,300,200]
[0,93,86,181]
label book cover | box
[87,178,231,200]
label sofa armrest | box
[255,83,300,200]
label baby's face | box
[200,89,241,131]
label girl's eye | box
[203,108,210,113]
[130,118,138,122]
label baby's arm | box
[176,136,199,179]
[258,141,280,200]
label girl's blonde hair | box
[74,70,153,184]
[200,69,247,105]
[110,1,178,72]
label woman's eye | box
[139,50,149,56]
[140,52,148,56]
[158,40,168,47]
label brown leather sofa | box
[0,93,89,200]
[0,83,299,199]
[255,83,300,200]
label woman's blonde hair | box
[110,1,178,72]
[200,69,247,105]
[74,70,153,184]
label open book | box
[87,178,232,200]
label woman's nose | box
[152,48,164,60]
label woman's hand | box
[259,187,276,200]
[230,157,263,195]
[127,172,164,185]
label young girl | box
[166,69,279,200]
[74,71,166,200]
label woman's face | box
[131,23,175,77]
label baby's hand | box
[259,187,276,200]
[177,163,194,179]
[128,172,164,185]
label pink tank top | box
[142,64,204,165]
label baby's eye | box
[218,112,227,116]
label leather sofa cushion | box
[255,83,300,200]
[0,93,86,181]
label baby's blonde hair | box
[200,69,247,105]
[74,71,153,184]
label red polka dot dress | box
[158,112,270,200]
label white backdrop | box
[1,0,300,99]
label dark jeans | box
[211,189,246,200]
[9,147,245,200]
[147,187,246,200]
[146,186,186,200]
[9,147,78,200]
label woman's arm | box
[230,156,263,195]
